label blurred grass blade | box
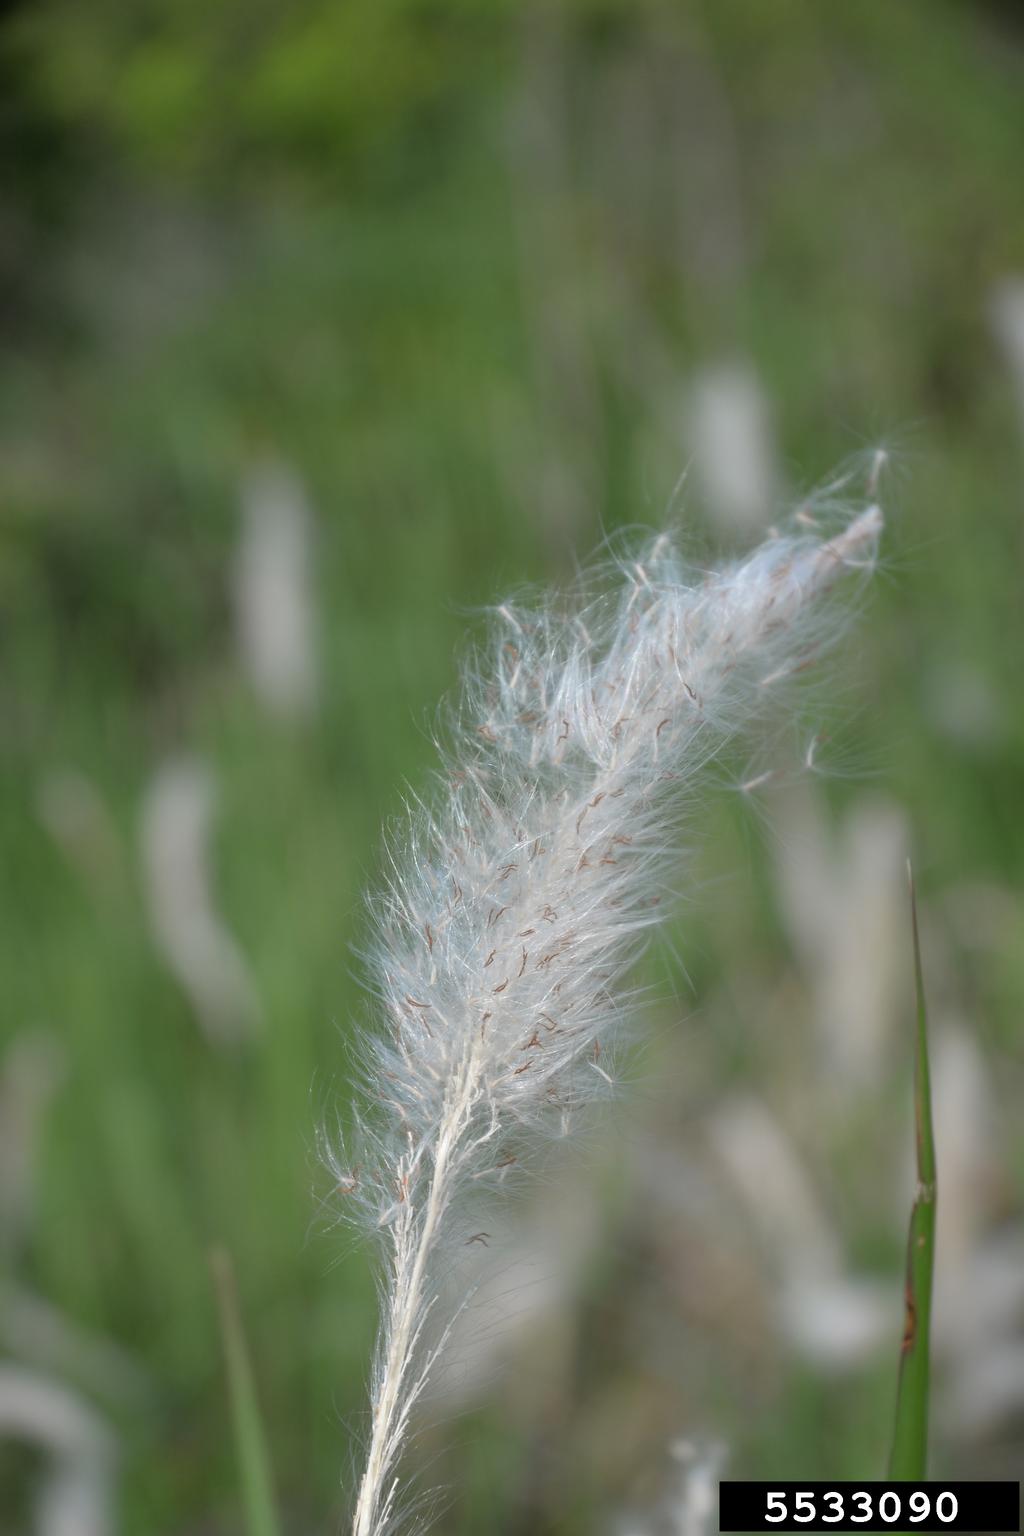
[888,863,937,1479]
[210,1245,282,1536]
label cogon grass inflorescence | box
[326,483,883,1536]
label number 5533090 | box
[764,1489,958,1524]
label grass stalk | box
[210,1245,282,1536]
[887,862,937,1480]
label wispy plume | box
[329,489,882,1535]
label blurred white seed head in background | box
[929,1021,1024,1435]
[685,360,779,538]
[140,757,261,1046]
[775,786,909,1090]
[234,458,319,721]
[707,1095,889,1370]
[0,1366,117,1536]
[989,277,1024,437]
[615,1437,727,1536]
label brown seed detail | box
[337,1164,361,1195]
[901,1287,917,1354]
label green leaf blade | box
[887,862,937,1481]
[211,1245,282,1536]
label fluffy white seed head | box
[341,503,879,1203]
[334,494,882,1536]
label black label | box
[718,1480,1020,1533]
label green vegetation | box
[211,1247,282,1536]
[1,1,1022,1530]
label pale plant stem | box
[353,1049,483,1536]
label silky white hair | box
[327,492,883,1536]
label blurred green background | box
[2,1,1023,1532]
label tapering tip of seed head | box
[801,503,882,595]
[826,503,883,562]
